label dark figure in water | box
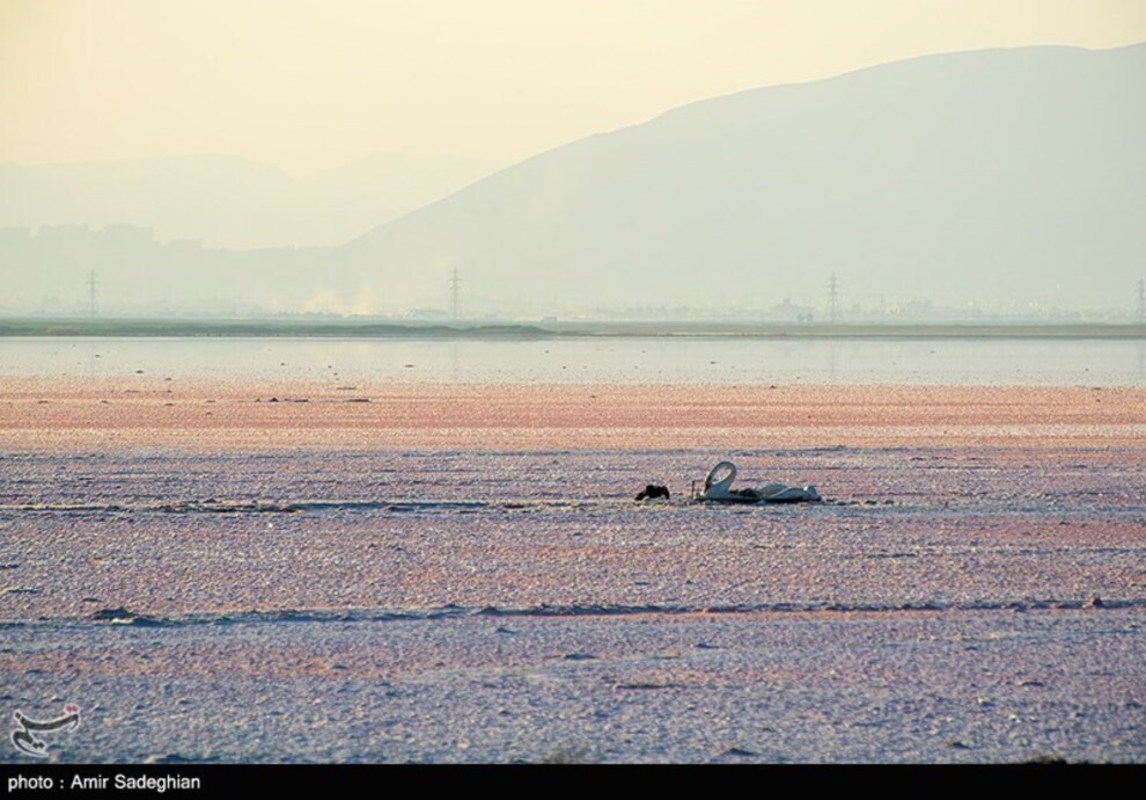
[635,484,671,501]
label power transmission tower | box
[449,267,461,321]
[87,269,98,317]
[827,273,840,324]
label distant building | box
[768,298,816,323]
[102,224,154,246]
[0,227,31,245]
[37,223,93,243]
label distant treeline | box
[0,318,556,339]
[1,318,1144,340]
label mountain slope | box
[338,43,1146,314]
[4,44,1142,316]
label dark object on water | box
[635,484,671,501]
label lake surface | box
[1,335,1144,385]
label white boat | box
[693,460,821,504]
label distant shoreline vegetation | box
[0,318,553,339]
[0,318,1144,340]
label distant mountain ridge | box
[3,44,1143,317]
[333,43,1145,315]
[0,152,499,249]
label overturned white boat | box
[693,461,821,504]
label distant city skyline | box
[3,1,1144,174]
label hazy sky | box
[3,0,1145,175]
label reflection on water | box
[1,336,1144,386]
